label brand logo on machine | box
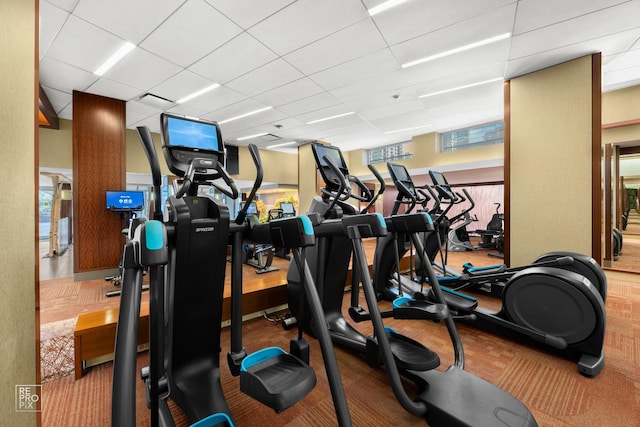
[195,226,215,233]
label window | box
[440,122,503,152]
[366,142,412,164]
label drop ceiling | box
[39,0,640,153]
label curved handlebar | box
[359,164,386,214]
[322,155,351,217]
[136,126,164,221]
[235,144,263,225]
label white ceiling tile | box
[165,104,209,118]
[40,86,72,114]
[369,109,433,132]
[309,48,400,91]
[149,70,215,102]
[371,0,516,46]
[604,42,640,72]
[44,15,127,72]
[277,92,341,116]
[329,70,409,103]
[85,78,141,101]
[514,0,630,35]
[604,66,640,91]
[45,0,79,13]
[356,99,424,121]
[204,0,296,29]
[73,0,185,44]
[509,1,640,60]
[391,4,516,66]
[224,58,304,97]
[284,18,387,75]
[297,107,362,128]
[411,63,506,95]
[189,32,277,84]
[181,85,246,112]
[506,29,640,79]
[401,41,510,86]
[39,1,69,59]
[58,103,73,120]
[39,56,99,94]
[247,0,369,55]
[209,98,273,122]
[102,48,181,91]
[253,78,325,107]
[140,0,242,67]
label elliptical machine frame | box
[377,162,606,377]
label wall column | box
[506,54,601,266]
[72,91,126,279]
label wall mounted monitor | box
[311,143,349,189]
[106,191,144,211]
[160,112,225,178]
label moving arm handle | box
[235,144,263,225]
[359,164,386,214]
[136,126,164,221]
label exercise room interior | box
[4,1,640,426]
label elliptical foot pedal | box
[189,412,234,427]
[240,347,317,413]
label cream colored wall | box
[346,133,504,177]
[39,118,72,169]
[125,128,172,175]
[602,85,640,145]
[509,55,594,266]
[234,145,297,184]
[1,0,37,425]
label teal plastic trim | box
[420,211,433,225]
[240,347,286,372]
[145,220,164,251]
[393,296,413,308]
[190,412,234,427]
[383,326,398,334]
[440,285,477,302]
[299,215,313,236]
[464,262,504,272]
[374,212,387,229]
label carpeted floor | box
[40,266,640,427]
[40,318,77,383]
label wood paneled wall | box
[72,91,126,275]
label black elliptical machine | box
[112,114,351,426]
[288,143,537,426]
[376,162,606,377]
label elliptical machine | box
[112,114,351,426]
[288,143,537,426]
[377,162,606,377]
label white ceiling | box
[40,0,640,154]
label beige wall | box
[1,0,37,425]
[509,55,594,266]
[602,85,640,145]
[297,143,318,214]
[346,132,504,178]
[40,118,72,169]
[234,145,297,184]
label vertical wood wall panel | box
[72,91,126,273]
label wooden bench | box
[74,302,149,379]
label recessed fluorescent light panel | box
[368,0,411,16]
[94,41,135,76]
[267,141,297,149]
[402,33,511,69]
[237,132,269,141]
[306,111,355,125]
[384,124,432,134]
[419,78,503,99]
[176,83,220,104]
[218,106,273,124]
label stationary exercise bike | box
[288,143,537,426]
[378,162,606,377]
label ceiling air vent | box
[136,93,175,109]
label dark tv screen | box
[106,191,144,211]
[226,145,239,174]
